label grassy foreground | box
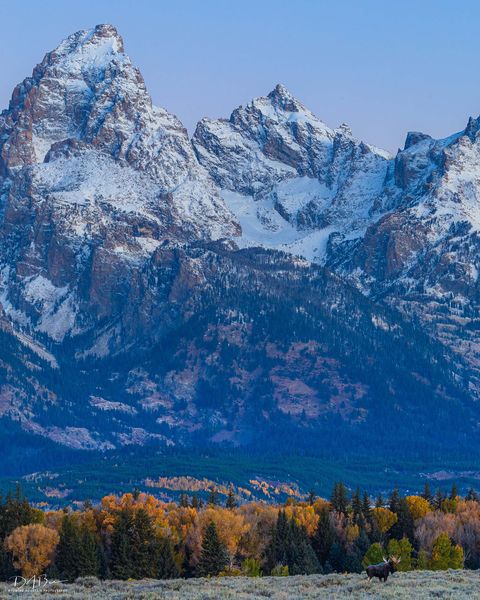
[0,571,477,599]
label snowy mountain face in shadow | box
[0,25,479,460]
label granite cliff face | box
[0,25,479,462]
[0,24,238,346]
[195,87,480,396]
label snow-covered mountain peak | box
[193,87,390,262]
[0,25,239,343]
[266,83,306,112]
[49,23,125,68]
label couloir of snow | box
[194,84,391,263]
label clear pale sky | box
[0,0,479,152]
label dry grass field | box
[0,570,477,600]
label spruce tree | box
[390,497,414,542]
[312,509,335,566]
[287,519,320,575]
[327,542,345,572]
[225,487,238,509]
[56,515,81,582]
[197,521,228,576]
[466,488,479,502]
[450,484,458,501]
[433,489,446,510]
[331,482,348,514]
[351,488,362,523]
[388,488,401,514]
[207,486,219,506]
[0,488,43,580]
[422,482,433,503]
[265,510,289,573]
[110,508,134,579]
[362,492,371,523]
[131,509,157,579]
[77,525,101,578]
[156,537,180,579]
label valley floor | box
[0,570,476,599]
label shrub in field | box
[243,557,262,576]
[271,564,289,576]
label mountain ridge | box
[0,24,479,471]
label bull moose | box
[366,556,400,582]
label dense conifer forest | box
[0,482,476,582]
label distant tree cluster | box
[0,482,476,581]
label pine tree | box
[110,508,134,579]
[287,519,320,575]
[422,482,433,503]
[56,515,81,582]
[307,490,316,506]
[390,498,414,542]
[265,510,289,572]
[433,489,446,510]
[362,492,371,523]
[225,487,238,510]
[327,542,345,572]
[197,521,228,576]
[388,488,401,514]
[351,488,362,524]
[331,482,348,514]
[312,509,335,566]
[466,488,479,502]
[0,488,44,580]
[191,494,201,509]
[362,542,384,568]
[77,525,101,578]
[375,494,384,508]
[430,533,464,570]
[179,493,189,508]
[344,550,363,573]
[207,486,219,506]
[156,537,180,579]
[449,484,458,501]
[387,537,413,571]
[130,509,157,579]
[355,528,371,559]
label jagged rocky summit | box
[0,25,479,461]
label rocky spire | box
[266,83,304,112]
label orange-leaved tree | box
[371,507,398,534]
[4,524,59,578]
[405,495,432,520]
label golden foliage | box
[371,507,398,534]
[4,524,59,578]
[406,495,432,520]
[284,504,319,536]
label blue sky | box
[0,0,479,151]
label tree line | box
[0,482,476,581]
